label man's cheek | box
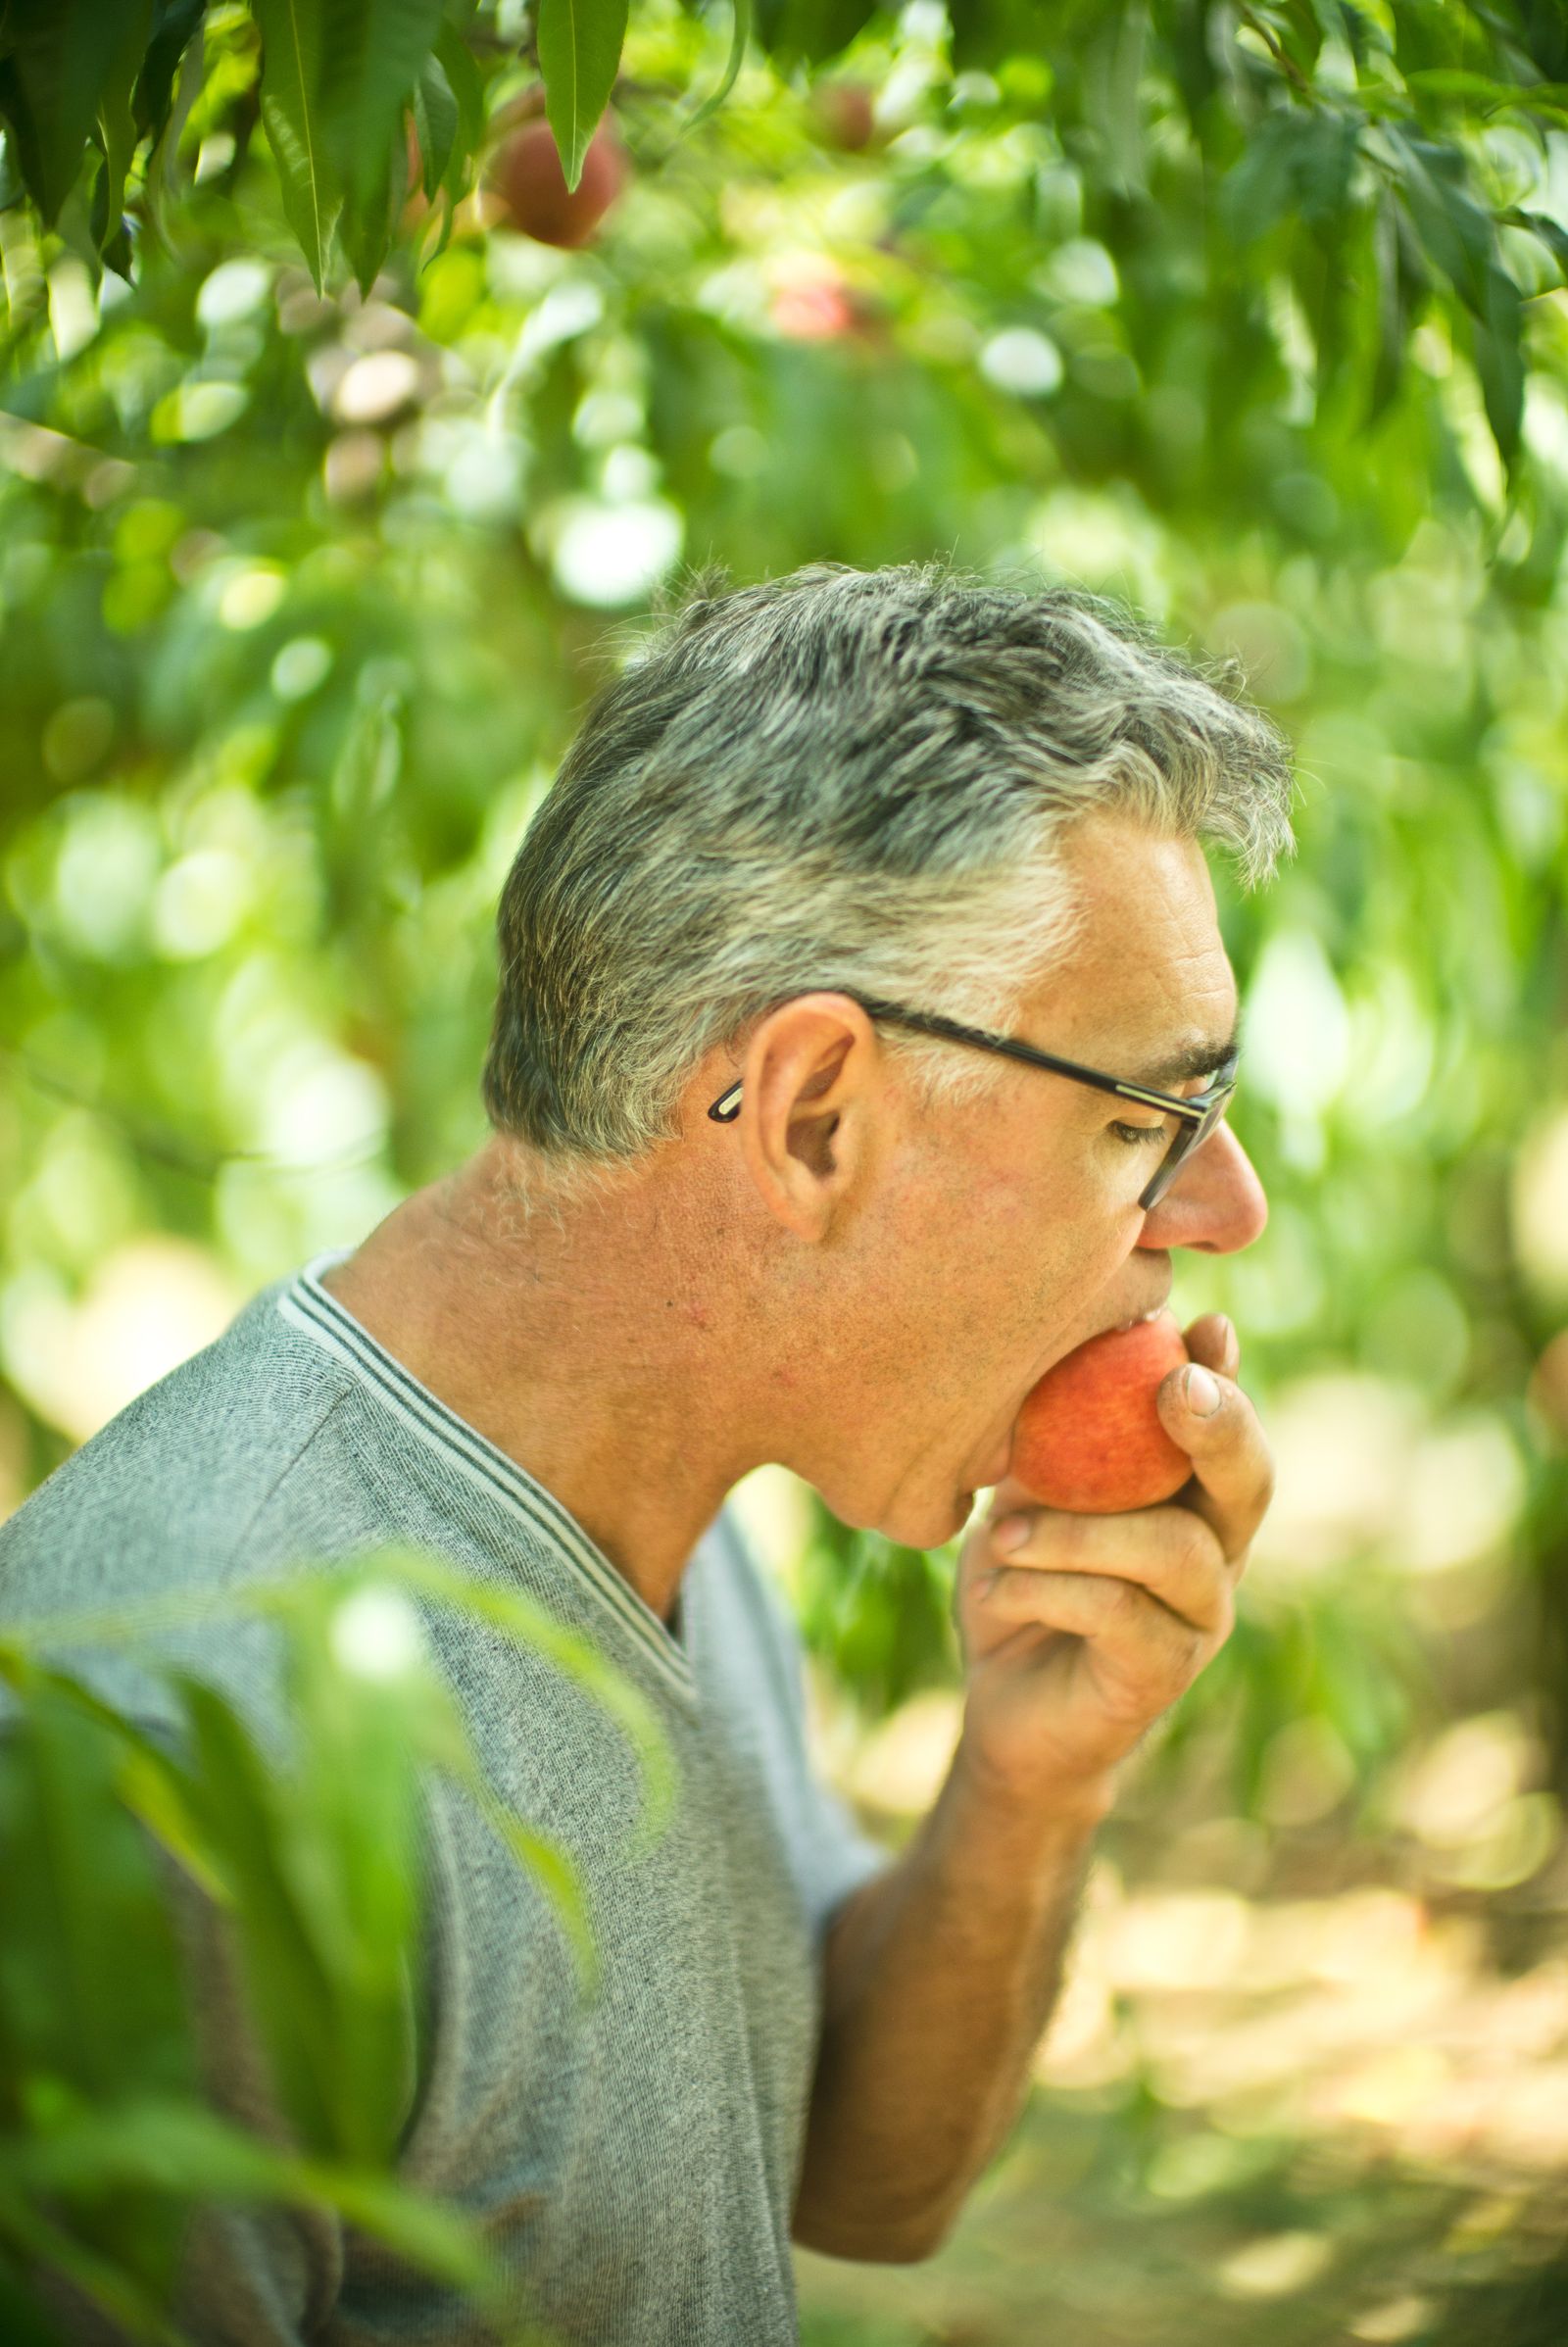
[1030,1233,1143,1357]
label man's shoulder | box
[0,1269,366,1631]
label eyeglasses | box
[706,990,1240,1213]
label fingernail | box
[991,1515,1029,1553]
[1184,1365,1221,1417]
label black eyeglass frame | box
[706,991,1240,1213]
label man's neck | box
[318,1142,762,1625]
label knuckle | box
[1107,1578,1145,1632]
[1175,1521,1217,1579]
[982,1565,1024,1611]
[1155,1609,1204,1674]
[1051,1509,1091,1562]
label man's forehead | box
[1039,820,1238,1076]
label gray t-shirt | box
[0,1250,889,2345]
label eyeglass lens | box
[1142,1094,1229,1210]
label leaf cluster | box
[0,1551,671,2341]
[3,0,1568,1846]
[3,2,1568,469]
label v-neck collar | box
[276,1250,697,1703]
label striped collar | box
[277,1251,697,1702]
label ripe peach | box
[1009,1312,1193,1513]
[490,118,626,249]
[811,82,877,151]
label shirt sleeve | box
[714,1504,890,1945]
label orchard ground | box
[793,1659,1568,2347]
[710,1469,1568,2347]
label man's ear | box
[733,995,879,1240]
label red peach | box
[490,118,625,249]
[1009,1311,1193,1513]
[769,273,857,340]
[812,82,877,151]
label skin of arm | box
[792,1745,1110,2262]
[792,1311,1273,2260]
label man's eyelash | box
[1111,1121,1168,1149]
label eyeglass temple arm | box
[706,1000,1234,1124]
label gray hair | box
[480,559,1295,1197]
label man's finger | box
[1154,1364,1273,1562]
[974,1565,1215,1682]
[978,1506,1231,1636]
[1182,1312,1238,1379]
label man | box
[0,561,1291,2342]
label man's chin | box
[901,1492,985,1548]
[837,1475,989,1551]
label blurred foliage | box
[0,1547,670,2339]
[12,0,1568,432]
[5,0,1568,1834]
[13,3,1568,2336]
[795,1824,1568,2343]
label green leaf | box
[412,51,459,198]
[372,1551,676,1855]
[1369,187,1406,422]
[336,112,409,297]
[536,0,630,192]
[0,2263,61,2347]
[1222,107,1360,243]
[1472,261,1526,469]
[132,0,209,143]
[96,0,154,270]
[0,1654,230,1909]
[1504,204,1568,286]
[434,22,484,197]
[318,0,445,215]
[2,1550,674,1862]
[137,3,204,257]
[2,1547,666,2088]
[1405,68,1568,114]
[116,1743,230,1910]
[0,0,138,225]
[1087,1,1150,201]
[1388,127,1494,317]
[1383,125,1525,467]
[753,0,875,70]
[0,2184,184,2347]
[0,2098,499,2306]
[0,1677,195,2113]
[251,0,342,291]
[948,0,1045,78]
[272,1590,424,2160]
[173,1677,346,2160]
[683,0,752,132]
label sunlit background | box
[8,1,1568,2337]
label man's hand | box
[952,1312,1272,1819]
[798,1311,1269,2260]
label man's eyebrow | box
[1131,1030,1241,1089]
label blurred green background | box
[8,1,1568,2339]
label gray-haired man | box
[0,561,1290,2343]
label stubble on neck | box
[318,1135,767,1620]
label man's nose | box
[1137,1121,1268,1255]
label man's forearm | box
[792,1742,1111,2263]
